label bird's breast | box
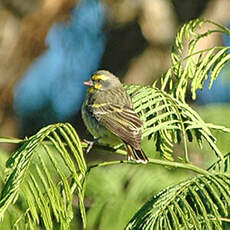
[81,100,121,147]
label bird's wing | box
[92,103,143,149]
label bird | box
[81,70,149,163]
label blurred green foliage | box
[86,164,190,230]
[198,105,230,154]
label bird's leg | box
[83,137,100,153]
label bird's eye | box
[92,79,99,84]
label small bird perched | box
[81,70,149,163]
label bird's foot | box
[83,138,100,153]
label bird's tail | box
[126,144,149,164]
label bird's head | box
[84,70,121,94]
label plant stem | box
[219,217,230,223]
[87,158,211,176]
[0,136,25,144]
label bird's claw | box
[83,138,100,153]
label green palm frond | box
[0,150,8,187]
[125,173,230,230]
[125,84,223,161]
[160,19,230,101]
[0,150,28,229]
[0,123,87,229]
[208,152,230,174]
[121,19,230,161]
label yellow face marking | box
[92,74,109,81]
[94,83,102,89]
[88,88,95,94]
[88,83,101,94]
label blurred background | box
[0,0,230,142]
[0,0,230,229]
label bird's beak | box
[83,80,94,87]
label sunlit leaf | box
[0,123,87,229]
[125,174,230,230]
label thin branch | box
[219,217,230,223]
[206,123,230,133]
[205,19,230,35]
[87,158,211,176]
[183,46,230,61]
[0,137,25,144]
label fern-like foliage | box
[0,123,87,229]
[125,173,230,230]
[160,19,230,101]
[0,150,25,229]
[122,19,230,161]
[208,152,230,175]
[124,84,225,161]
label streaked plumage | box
[81,70,149,163]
